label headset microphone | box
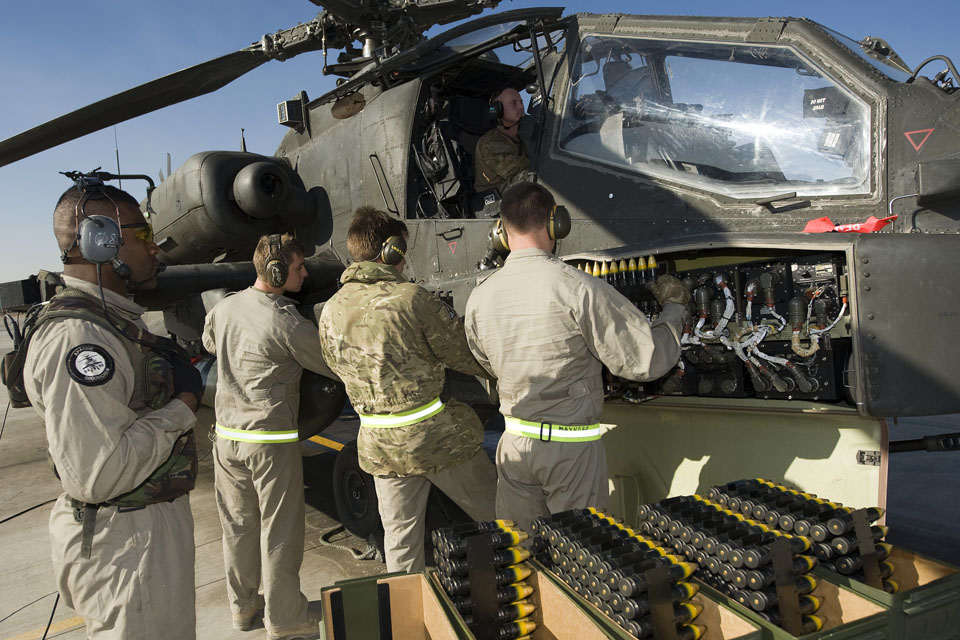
[111,257,132,280]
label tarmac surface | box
[0,327,386,640]
[1,330,959,639]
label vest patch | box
[66,344,115,386]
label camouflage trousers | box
[49,493,196,639]
[374,449,497,572]
[496,433,608,534]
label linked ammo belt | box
[215,423,300,443]
[503,416,602,442]
[358,397,445,428]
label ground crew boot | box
[267,611,321,640]
[232,593,265,631]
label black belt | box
[68,497,145,559]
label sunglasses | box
[120,222,155,245]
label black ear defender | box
[380,235,407,266]
[488,94,504,124]
[488,84,514,125]
[488,205,568,254]
[548,205,572,241]
[264,234,289,288]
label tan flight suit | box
[465,249,684,532]
[318,262,497,573]
[202,287,336,635]
[23,276,198,640]
[474,125,531,194]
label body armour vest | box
[23,288,197,507]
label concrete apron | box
[0,334,384,640]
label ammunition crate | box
[695,579,889,640]
[814,546,960,639]
[527,561,761,640]
[431,565,624,639]
[321,572,464,640]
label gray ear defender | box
[78,215,123,264]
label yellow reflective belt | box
[358,397,445,428]
[215,423,300,443]
[503,416,602,442]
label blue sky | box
[1,0,957,284]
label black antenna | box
[113,126,121,189]
[241,128,247,152]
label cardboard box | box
[814,546,960,638]
[696,578,889,640]
[322,572,464,640]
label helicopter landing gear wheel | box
[332,441,382,539]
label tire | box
[332,441,382,538]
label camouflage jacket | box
[318,262,489,477]
[474,125,531,194]
[22,277,197,506]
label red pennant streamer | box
[803,215,897,233]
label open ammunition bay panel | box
[568,232,960,418]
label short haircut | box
[346,206,408,262]
[53,184,140,253]
[252,233,306,280]
[499,182,555,234]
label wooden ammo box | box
[533,562,762,640]
[696,579,889,640]
[814,546,960,639]
[322,572,464,640]
[431,567,626,639]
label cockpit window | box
[559,36,872,200]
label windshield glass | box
[559,35,872,200]
[820,26,912,82]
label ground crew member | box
[464,183,690,532]
[23,181,201,639]
[202,234,335,640]
[318,206,497,573]
[475,86,532,194]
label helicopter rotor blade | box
[0,48,268,168]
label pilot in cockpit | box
[474,86,534,195]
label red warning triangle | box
[904,128,934,152]
[448,241,458,255]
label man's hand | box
[176,391,200,413]
[171,356,203,412]
[647,274,691,307]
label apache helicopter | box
[2,1,960,546]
